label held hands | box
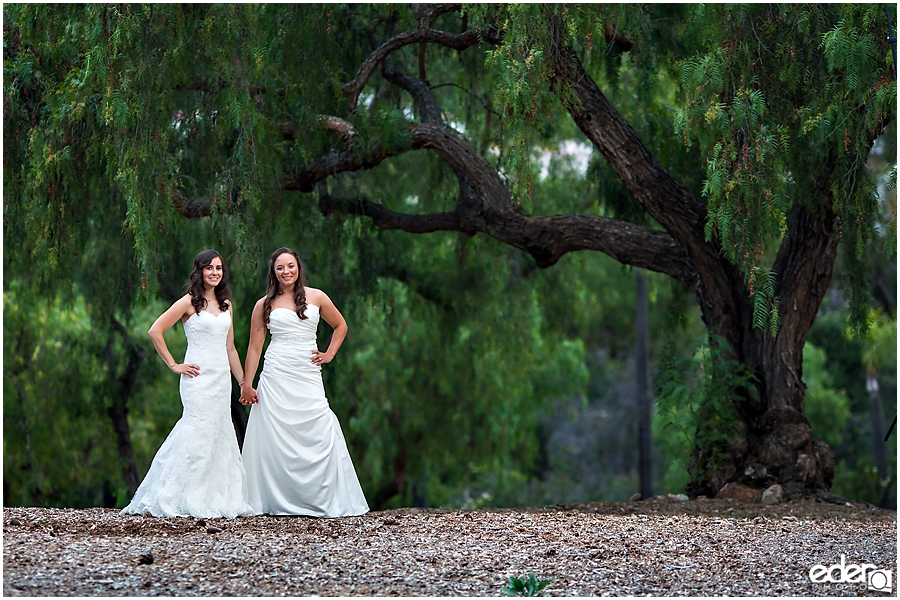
[311,349,334,367]
[171,363,200,378]
[240,384,259,406]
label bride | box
[123,250,253,518]
[240,247,369,517]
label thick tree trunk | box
[687,199,839,498]
[545,27,840,499]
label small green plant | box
[501,573,551,596]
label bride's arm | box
[224,306,245,387]
[311,290,347,367]
[241,299,267,405]
[148,294,200,378]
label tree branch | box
[546,14,742,340]
[284,130,416,193]
[284,121,511,199]
[381,49,444,125]
[317,190,698,287]
[412,3,461,29]
[547,23,706,249]
[754,152,841,410]
[318,192,466,234]
[281,116,357,142]
[170,187,213,218]
[171,110,697,286]
[343,27,501,110]
[431,82,500,117]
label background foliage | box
[3,3,895,509]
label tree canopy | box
[4,4,896,503]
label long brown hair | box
[187,249,231,315]
[262,247,308,325]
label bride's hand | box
[240,384,258,406]
[171,363,200,378]
[311,350,333,366]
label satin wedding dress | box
[123,310,254,518]
[242,305,369,517]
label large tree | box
[4,4,895,497]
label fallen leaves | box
[2,498,895,596]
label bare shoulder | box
[166,294,195,325]
[305,287,328,305]
[252,296,267,312]
[175,293,194,312]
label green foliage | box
[654,336,757,492]
[501,573,551,597]
[3,4,368,293]
[832,455,896,507]
[3,3,895,508]
[472,4,656,206]
[862,310,897,372]
[469,4,897,339]
[803,343,851,447]
[806,309,896,505]
[673,4,895,334]
[308,219,589,508]
[2,283,166,507]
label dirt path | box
[3,498,895,596]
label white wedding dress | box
[122,310,254,518]
[242,305,369,517]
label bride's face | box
[274,253,298,290]
[203,257,224,290]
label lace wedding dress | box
[122,310,254,518]
[242,305,369,517]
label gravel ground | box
[3,498,896,596]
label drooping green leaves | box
[674,4,895,334]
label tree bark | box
[546,17,840,498]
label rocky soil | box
[3,497,896,596]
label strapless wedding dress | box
[242,305,369,517]
[122,310,254,518]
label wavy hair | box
[187,249,231,315]
[262,247,308,325]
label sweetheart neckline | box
[271,304,319,315]
[186,309,230,323]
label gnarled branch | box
[412,3,461,29]
[547,21,706,247]
[343,27,501,110]
[317,189,698,286]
